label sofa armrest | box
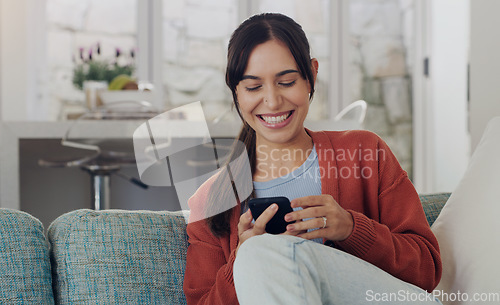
[0,208,54,304]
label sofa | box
[0,193,450,304]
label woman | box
[183,13,442,305]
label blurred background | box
[1,0,498,228]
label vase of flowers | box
[72,43,136,109]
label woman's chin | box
[255,127,305,146]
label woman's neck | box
[253,129,313,182]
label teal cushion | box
[419,193,451,227]
[0,209,54,304]
[48,209,188,305]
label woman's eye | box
[279,80,296,87]
[245,85,261,92]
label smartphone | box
[248,196,295,234]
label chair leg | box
[82,166,120,210]
[91,173,111,210]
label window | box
[159,0,240,121]
[44,0,138,120]
[43,0,345,122]
[348,0,416,179]
[4,0,345,123]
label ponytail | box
[205,124,256,237]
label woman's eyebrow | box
[241,69,300,80]
[276,69,299,77]
[241,75,260,80]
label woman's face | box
[236,39,317,147]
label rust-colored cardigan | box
[183,129,442,305]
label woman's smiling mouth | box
[257,110,294,128]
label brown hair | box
[206,13,316,237]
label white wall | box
[0,0,47,122]
[0,0,28,121]
[429,0,470,193]
[0,1,3,204]
[470,0,500,151]
[0,0,2,121]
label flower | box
[72,43,135,90]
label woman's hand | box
[284,195,354,241]
[236,203,305,255]
[236,204,277,255]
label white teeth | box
[261,113,288,124]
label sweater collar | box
[305,128,340,203]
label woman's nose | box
[263,87,282,109]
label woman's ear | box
[311,58,319,83]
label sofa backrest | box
[0,193,450,305]
[0,209,54,304]
[48,209,188,305]
[419,193,451,227]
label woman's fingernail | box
[284,214,292,222]
[287,225,295,231]
[271,203,278,211]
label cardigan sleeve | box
[183,220,239,305]
[334,135,442,292]
[182,180,239,305]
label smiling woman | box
[182,13,443,305]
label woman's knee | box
[234,234,297,276]
[237,234,302,258]
[236,234,279,265]
[240,233,280,251]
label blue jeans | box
[233,234,442,304]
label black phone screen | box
[248,197,295,234]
